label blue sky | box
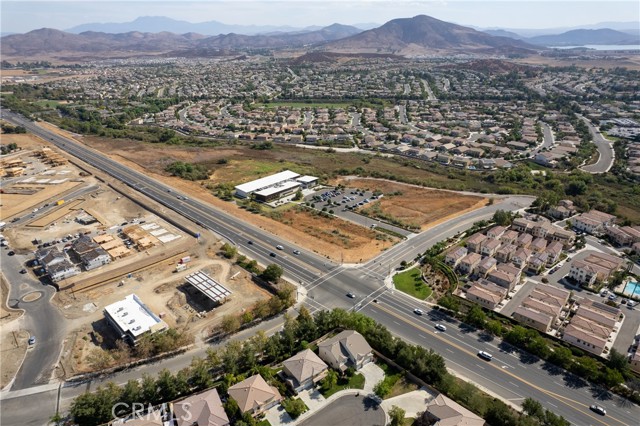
[2,1,639,33]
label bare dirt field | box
[336,177,487,231]
[36,128,486,262]
[1,181,83,219]
[516,54,640,71]
[56,240,270,375]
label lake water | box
[553,45,640,51]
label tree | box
[465,305,486,328]
[526,336,551,359]
[282,397,307,419]
[485,319,504,336]
[140,373,158,405]
[522,397,545,419]
[86,348,113,370]
[492,209,513,226]
[607,348,630,376]
[156,369,181,402]
[261,263,283,282]
[389,406,406,426]
[293,189,304,201]
[321,369,338,391]
[190,357,213,390]
[437,295,460,313]
[221,315,241,333]
[373,379,391,398]
[603,367,624,388]
[548,346,572,368]
[220,243,237,259]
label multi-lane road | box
[1,109,639,426]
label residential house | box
[228,374,283,417]
[516,233,533,248]
[458,252,482,275]
[548,199,576,219]
[512,247,532,268]
[475,257,498,278]
[526,252,549,275]
[466,279,508,310]
[572,210,616,235]
[445,246,468,268]
[281,349,329,393]
[487,263,520,291]
[544,241,564,266]
[568,252,624,285]
[530,237,548,253]
[512,306,554,333]
[318,330,373,372]
[173,388,229,426]
[48,259,81,282]
[562,324,608,356]
[512,218,532,233]
[480,238,501,257]
[500,230,519,245]
[549,228,576,248]
[466,233,486,254]
[495,244,517,263]
[422,394,485,426]
[487,226,506,239]
[605,225,640,247]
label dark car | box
[346,292,356,299]
[247,240,254,245]
[269,252,276,257]
[20,269,27,274]
[7,251,15,256]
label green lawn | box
[33,100,62,108]
[321,373,365,398]
[393,268,432,300]
[376,361,418,399]
[256,420,271,426]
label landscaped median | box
[392,267,432,300]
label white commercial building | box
[234,169,318,201]
[104,294,168,345]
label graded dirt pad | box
[0,277,26,389]
[0,131,48,149]
[335,177,486,231]
[0,181,84,220]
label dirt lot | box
[56,240,271,375]
[336,177,486,230]
[38,131,488,263]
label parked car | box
[28,336,35,345]
[20,269,27,274]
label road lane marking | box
[372,302,625,426]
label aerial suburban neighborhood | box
[1,3,640,426]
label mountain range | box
[7,14,637,61]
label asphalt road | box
[1,109,639,425]
[1,248,66,391]
[579,115,615,174]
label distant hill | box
[476,21,640,38]
[0,28,197,56]
[322,15,539,55]
[482,29,526,40]
[0,24,363,58]
[527,28,640,46]
[66,16,325,36]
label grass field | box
[320,373,365,398]
[33,100,62,108]
[393,268,432,300]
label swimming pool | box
[623,281,640,297]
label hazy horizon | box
[1,1,639,34]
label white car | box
[276,245,284,250]
[413,308,423,316]
[478,351,493,361]
[435,324,447,332]
[590,405,606,416]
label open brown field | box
[337,177,486,230]
[42,131,488,262]
[0,181,83,220]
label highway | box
[1,109,639,425]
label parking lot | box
[305,188,412,237]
